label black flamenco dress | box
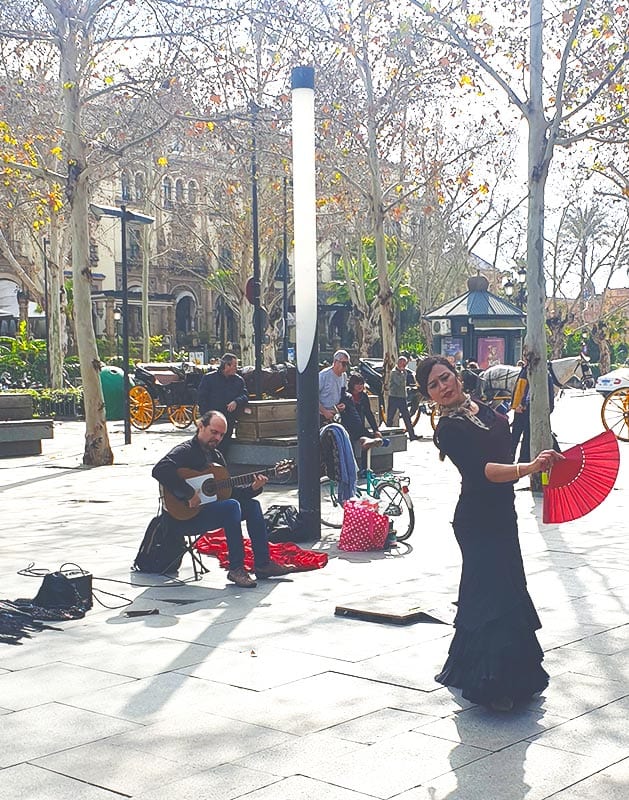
[434,402,549,707]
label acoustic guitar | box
[162,460,295,521]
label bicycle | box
[319,438,415,541]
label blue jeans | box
[171,497,270,572]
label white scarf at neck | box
[439,393,490,430]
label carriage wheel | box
[153,403,167,421]
[192,404,200,423]
[601,388,629,442]
[430,404,440,430]
[129,386,155,430]
[168,404,195,429]
[410,401,422,427]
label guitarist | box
[152,410,295,588]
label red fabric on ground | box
[194,529,328,572]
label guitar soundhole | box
[201,479,217,496]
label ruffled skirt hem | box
[435,601,549,707]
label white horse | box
[479,355,593,401]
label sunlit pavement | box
[0,388,627,799]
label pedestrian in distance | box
[417,356,564,711]
[510,356,558,463]
[386,355,417,440]
[152,411,296,588]
[196,353,248,457]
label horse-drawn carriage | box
[129,362,203,430]
[601,387,629,442]
[128,361,298,430]
[358,355,594,432]
[431,355,594,429]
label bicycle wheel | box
[601,388,629,442]
[168,404,195,429]
[374,480,414,541]
[129,385,154,430]
[320,477,345,528]
[378,395,386,424]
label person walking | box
[196,353,248,457]
[416,356,564,711]
[510,357,558,462]
[386,356,417,440]
[152,411,295,588]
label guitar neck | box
[228,465,277,490]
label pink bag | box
[338,498,389,551]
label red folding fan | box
[543,430,620,524]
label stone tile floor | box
[0,390,627,798]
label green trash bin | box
[100,366,125,421]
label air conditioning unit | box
[431,319,451,336]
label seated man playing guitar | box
[152,410,295,588]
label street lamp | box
[249,101,263,398]
[282,175,291,363]
[42,237,51,386]
[89,203,154,444]
[502,264,527,309]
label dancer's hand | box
[531,449,565,474]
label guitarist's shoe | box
[255,561,297,579]
[227,568,257,588]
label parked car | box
[595,366,629,395]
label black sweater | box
[152,434,258,504]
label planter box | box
[236,399,297,441]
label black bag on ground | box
[133,514,185,574]
[263,504,306,543]
[32,568,92,611]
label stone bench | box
[0,394,54,457]
[230,399,407,475]
[228,428,407,476]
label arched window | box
[188,180,198,204]
[121,171,131,201]
[175,178,185,203]
[163,177,173,208]
[135,172,145,201]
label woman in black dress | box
[416,356,564,711]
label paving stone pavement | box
[0,389,627,799]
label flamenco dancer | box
[416,356,564,711]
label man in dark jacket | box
[152,411,294,588]
[196,353,248,456]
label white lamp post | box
[291,65,320,539]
